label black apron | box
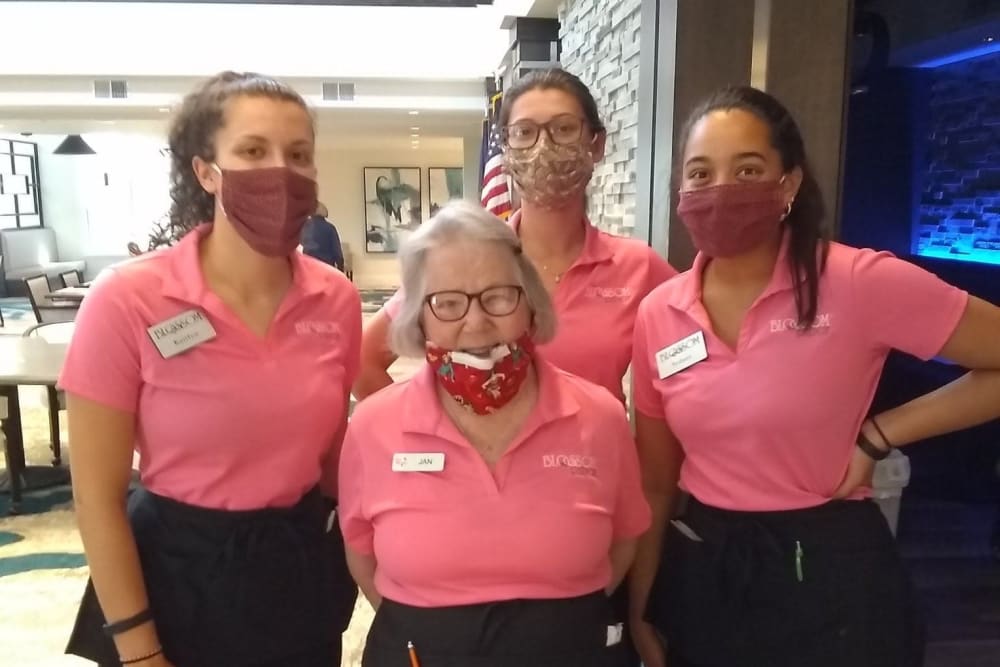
[647,495,925,667]
[363,591,629,667]
[66,486,357,667]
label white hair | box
[389,200,556,358]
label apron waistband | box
[365,592,623,667]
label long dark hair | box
[678,86,830,326]
[153,71,310,249]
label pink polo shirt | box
[338,357,650,608]
[382,213,676,401]
[631,238,969,511]
[58,224,361,510]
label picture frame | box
[363,167,422,254]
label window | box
[0,139,43,229]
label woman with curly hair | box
[62,71,360,667]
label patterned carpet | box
[0,297,36,336]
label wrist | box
[112,623,161,661]
[857,420,891,461]
[861,420,891,451]
[119,646,163,665]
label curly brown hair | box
[155,71,311,249]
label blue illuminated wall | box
[915,52,1000,265]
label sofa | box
[0,227,86,296]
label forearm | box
[874,369,1000,447]
[608,539,637,593]
[346,549,381,609]
[75,499,161,657]
[627,490,673,620]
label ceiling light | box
[410,126,420,131]
[53,134,97,155]
[411,133,419,137]
[158,107,170,113]
[408,110,419,115]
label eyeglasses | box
[425,285,523,322]
[502,114,588,150]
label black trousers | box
[363,591,629,667]
[646,496,925,667]
[66,486,357,667]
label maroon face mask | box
[214,165,317,257]
[677,180,788,258]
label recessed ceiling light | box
[158,107,170,113]
[410,126,420,131]
[411,133,419,138]
[986,36,996,43]
[408,110,419,115]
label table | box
[0,337,69,514]
[46,285,89,303]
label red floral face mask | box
[425,333,535,415]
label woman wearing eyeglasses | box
[356,68,677,406]
[339,201,650,667]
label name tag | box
[655,330,708,379]
[147,309,217,359]
[392,453,445,473]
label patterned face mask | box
[503,136,595,209]
[425,333,535,415]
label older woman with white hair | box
[338,201,650,667]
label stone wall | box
[917,53,1000,265]
[558,0,642,237]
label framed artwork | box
[428,167,464,217]
[363,167,422,253]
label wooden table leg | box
[0,385,24,514]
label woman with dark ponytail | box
[628,85,1000,667]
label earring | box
[781,201,793,220]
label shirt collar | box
[161,223,330,305]
[508,209,614,268]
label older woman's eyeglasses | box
[425,286,523,322]
[501,114,588,150]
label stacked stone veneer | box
[917,53,1000,264]
[559,0,642,237]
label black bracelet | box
[120,647,163,665]
[869,417,893,449]
[102,607,154,637]
[857,431,891,461]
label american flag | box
[480,92,512,219]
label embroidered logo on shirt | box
[295,321,340,335]
[543,454,598,477]
[769,313,832,333]
[585,286,633,300]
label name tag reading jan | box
[392,453,446,473]
[655,330,708,379]
[147,309,217,359]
